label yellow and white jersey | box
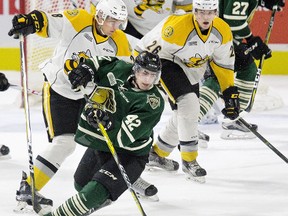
[38,9,132,100]
[123,0,192,36]
[135,13,235,92]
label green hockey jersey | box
[219,0,258,40]
[75,56,165,156]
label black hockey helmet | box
[133,51,162,73]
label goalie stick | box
[19,34,45,215]
[80,87,147,216]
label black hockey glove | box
[8,10,45,37]
[221,86,240,120]
[68,62,94,91]
[234,43,254,71]
[246,36,272,60]
[260,0,285,11]
[0,73,10,91]
[85,104,113,131]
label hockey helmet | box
[193,0,219,11]
[133,51,162,85]
[95,0,128,30]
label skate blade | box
[220,130,256,140]
[14,202,34,214]
[136,193,159,202]
[14,201,52,214]
[145,164,178,172]
[198,139,208,149]
[185,175,206,184]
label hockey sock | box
[199,77,220,121]
[235,63,257,111]
[49,181,109,216]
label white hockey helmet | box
[193,0,219,12]
[95,0,128,29]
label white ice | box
[1,73,288,216]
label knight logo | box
[91,87,117,113]
[182,53,209,68]
[99,169,117,180]
[147,94,161,109]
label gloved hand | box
[0,73,10,91]
[85,104,113,131]
[246,36,272,60]
[8,10,44,37]
[260,0,285,11]
[68,62,94,90]
[221,86,240,120]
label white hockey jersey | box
[37,9,132,100]
[123,0,192,36]
[135,13,235,92]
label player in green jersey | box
[198,0,285,144]
[43,51,164,216]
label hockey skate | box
[182,160,206,184]
[198,130,210,149]
[146,149,179,172]
[14,171,53,213]
[221,120,257,140]
[132,177,159,202]
[0,145,11,160]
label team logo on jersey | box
[182,53,209,68]
[90,87,116,113]
[147,94,161,109]
[163,26,174,38]
[66,9,79,16]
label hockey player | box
[8,0,156,211]
[134,0,240,183]
[198,0,285,142]
[123,0,192,39]
[43,51,164,216]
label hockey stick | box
[80,87,147,216]
[238,117,288,164]
[9,83,42,96]
[19,34,44,214]
[244,7,277,113]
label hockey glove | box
[260,0,285,11]
[0,73,10,91]
[8,10,45,37]
[68,62,94,91]
[85,104,113,131]
[221,86,240,120]
[234,43,254,71]
[246,36,272,60]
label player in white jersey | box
[123,0,192,39]
[135,0,240,183]
[8,0,157,211]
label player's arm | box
[8,10,47,37]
